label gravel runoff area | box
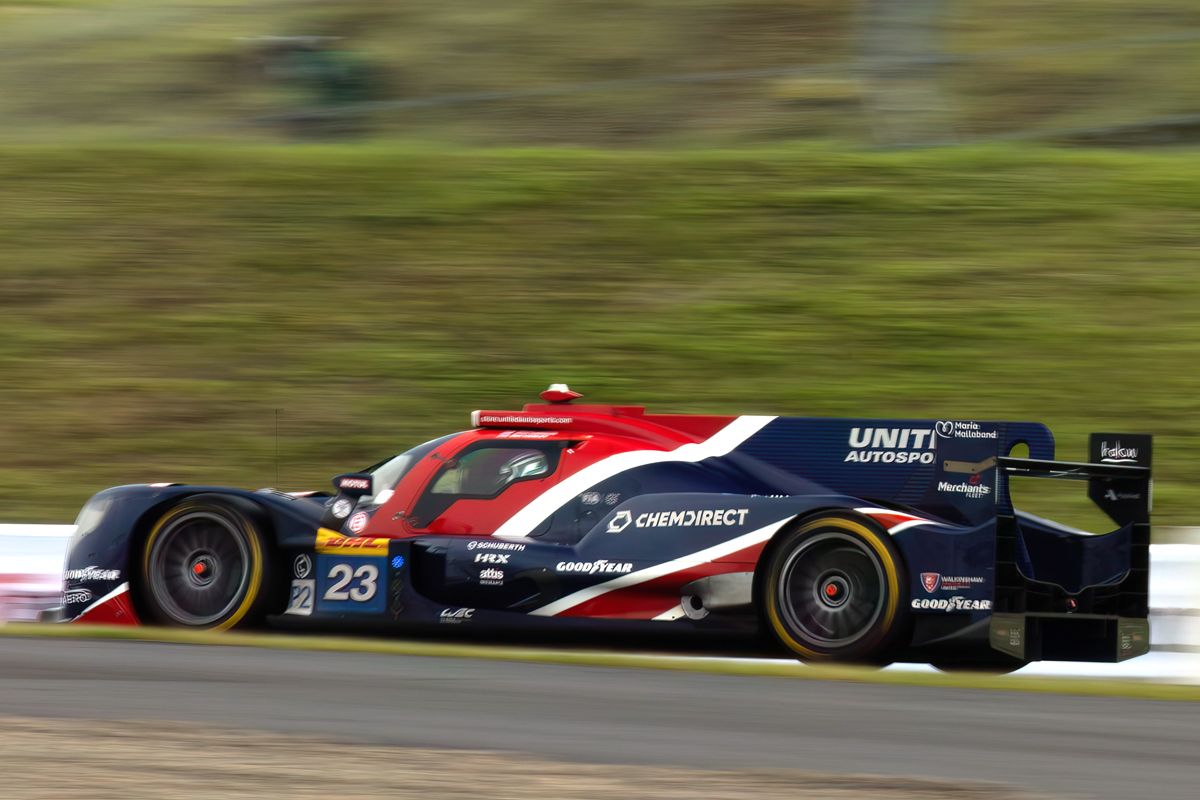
[1,716,1050,800]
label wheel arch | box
[127,491,277,622]
[750,506,914,652]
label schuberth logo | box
[467,540,526,552]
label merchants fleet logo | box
[938,473,992,500]
[607,508,750,533]
[1099,440,1139,464]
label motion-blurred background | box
[2,0,1198,526]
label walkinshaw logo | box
[920,573,986,593]
[935,420,998,440]
[911,597,992,612]
[64,566,120,582]
[556,559,634,576]
[846,428,936,464]
[1100,441,1139,464]
[607,508,750,534]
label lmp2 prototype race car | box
[57,385,1153,669]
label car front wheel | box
[140,495,271,630]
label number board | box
[315,555,386,614]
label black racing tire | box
[139,495,273,631]
[761,514,909,665]
[930,656,1029,675]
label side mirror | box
[332,473,373,498]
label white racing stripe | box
[77,582,129,618]
[652,604,688,621]
[492,415,777,539]
[530,518,790,617]
[854,507,943,535]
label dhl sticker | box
[315,527,390,556]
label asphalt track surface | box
[2,639,1197,799]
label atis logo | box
[846,427,936,465]
[479,568,504,586]
[921,572,941,593]
[1100,441,1138,464]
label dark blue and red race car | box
[57,386,1153,669]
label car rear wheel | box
[930,656,1028,675]
[140,496,271,630]
[762,515,908,664]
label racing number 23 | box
[324,563,378,602]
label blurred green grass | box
[1,141,1198,524]
[0,0,1197,144]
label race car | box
[56,385,1153,669]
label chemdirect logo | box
[846,428,936,464]
[608,508,750,533]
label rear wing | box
[990,433,1152,662]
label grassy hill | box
[1,142,1198,524]
[0,0,1197,145]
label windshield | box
[360,432,461,505]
